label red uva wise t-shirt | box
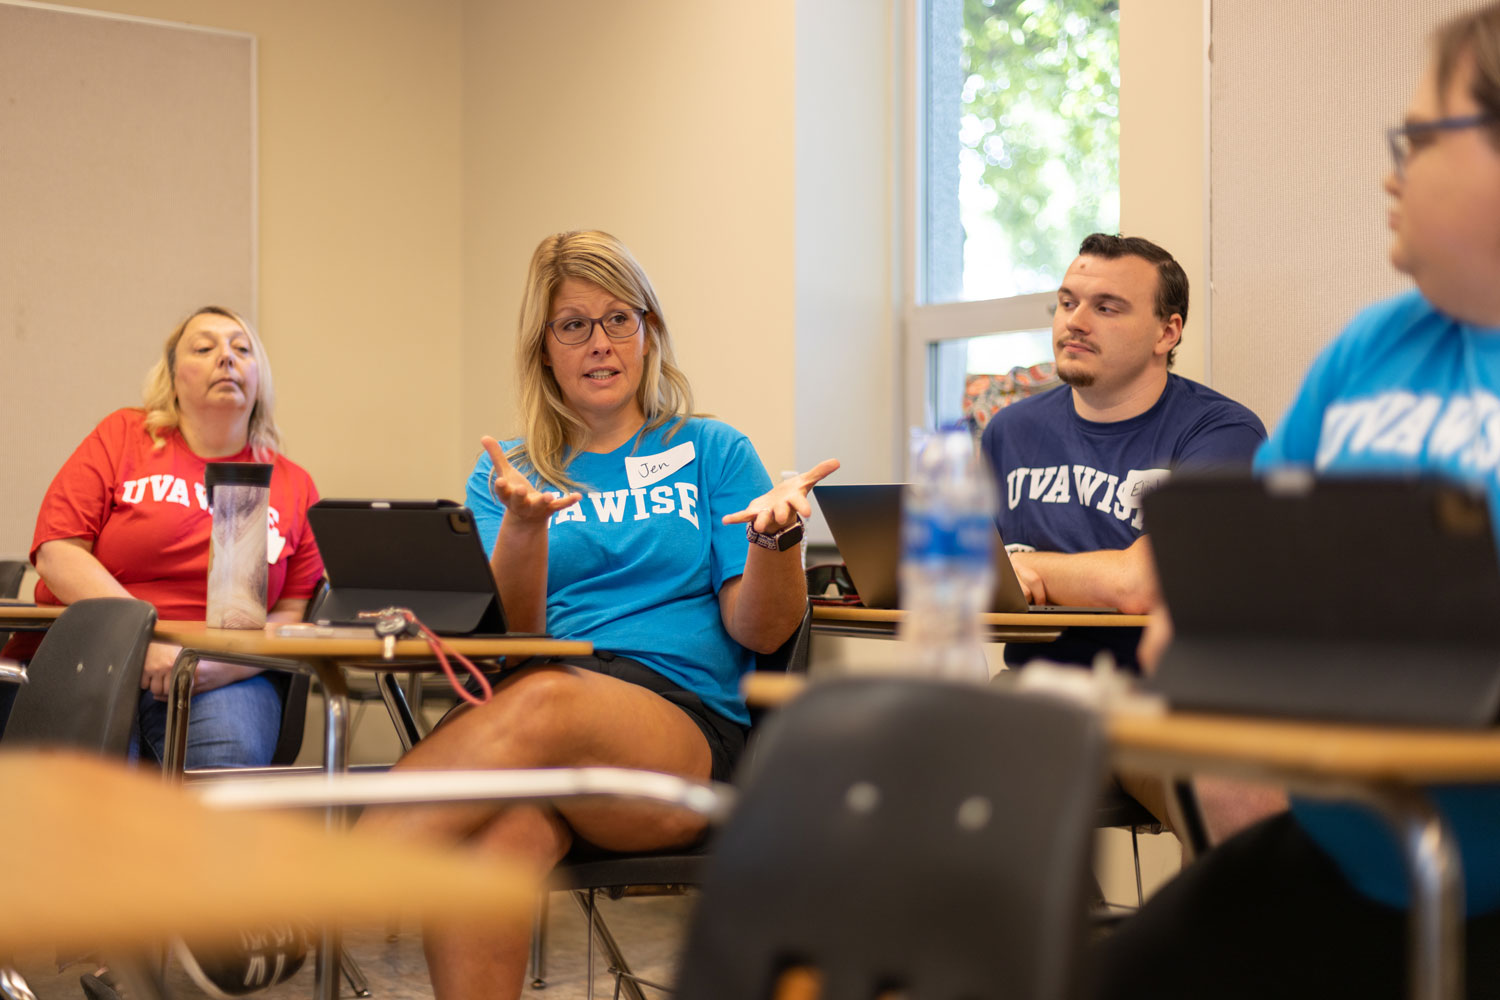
[27,408,324,624]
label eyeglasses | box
[545,309,646,346]
[1386,113,1496,178]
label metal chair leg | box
[341,948,372,997]
[585,890,595,999]
[377,672,421,753]
[1131,825,1145,907]
[528,892,549,989]
[571,890,648,1000]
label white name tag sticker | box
[625,441,696,488]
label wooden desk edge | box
[746,676,1500,786]
[151,621,592,661]
[1107,710,1500,785]
[810,605,1150,629]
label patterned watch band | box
[746,516,804,552]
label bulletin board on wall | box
[1207,0,1485,432]
[0,1,255,561]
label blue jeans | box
[134,673,283,769]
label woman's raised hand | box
[481,436,581,524]
[722,458,841,534]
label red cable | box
[397,610,494,706]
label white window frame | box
[898,0,1113,455]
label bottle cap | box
[204,461,273,502]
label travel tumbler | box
[204,462,273,629]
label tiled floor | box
[13,891,694,999]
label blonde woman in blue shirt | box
[361,230,837,1000]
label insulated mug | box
[204,462,273,629]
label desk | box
[152,622,589,1000]
[3,750,536,998]
[810,604,1149,642]
[0,602,63,630]
[153,621,591,777]
[3,609,591,775]
[743,674,1494,1000]
[1107,711,1500,1000]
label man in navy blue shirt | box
[980,233,1266,671]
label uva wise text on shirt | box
[1003,465,1169,530]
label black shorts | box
[476,652,748,783]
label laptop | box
[305,499,508,636]
[814,483,1117,614]
[1145,473,1500,727]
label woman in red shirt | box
[15,306,324,768]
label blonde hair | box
[508,231,695,491]
[141,305,282,460]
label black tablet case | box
[1146,474,1500,728]
[306,499,507,636]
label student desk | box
[151,622,589,1000]
[2,606,590,777]
[743,673,1500,1000]
[0,602,64,630]
[152,621,590,778]
[3,605,589,1000]
[2,750,538,999]
[810,604,1150,642]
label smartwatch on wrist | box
[746,516,804,552]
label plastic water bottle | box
[898,429,996,680]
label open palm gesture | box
[480,436,581,525]
[721,458,841,534]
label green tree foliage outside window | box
[962,0,1120,284]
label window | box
[906,0,1120,437]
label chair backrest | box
[266,670,309,766]
[0,559,27,599]
[2,598,157,755]
[675,677,1105,1000]
[753,600,813,676]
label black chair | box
[0,559,32,734]
[0,559,27,599]
[262,671,310,767]
[0,598,158,1000]
[1,597,157,755]
[674,676,1106,1000]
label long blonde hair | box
[509,231,695,491]
[141,305,282,460]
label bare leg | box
[422,805,572,1000]
[358,665,714,1000]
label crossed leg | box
[357,663,714,1000]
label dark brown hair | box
[1076,233,1188,369]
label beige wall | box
[1,4,255,558]
[459,0,799,480]
[795,0,899,489]
[1119,0,1208,386]
[44,0,466,504]
[11,0,1208,540]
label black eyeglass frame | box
[1386,113,1497,178]
[545,308,648,346]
